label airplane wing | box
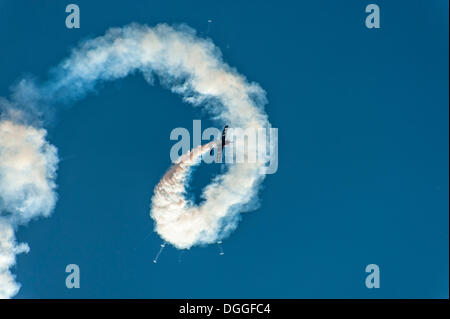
[216,125,229,162]
[221,125,229,151]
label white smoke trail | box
[151,139,265,249]
[0,120,58,298]
[0,219,30,299]
[0,23,270,297]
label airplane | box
[210,125,229,161]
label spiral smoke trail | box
[0,23,270,298]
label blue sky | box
[0,0,448,298]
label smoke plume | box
[0,23,270,298]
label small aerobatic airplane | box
[210,125,229,162]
